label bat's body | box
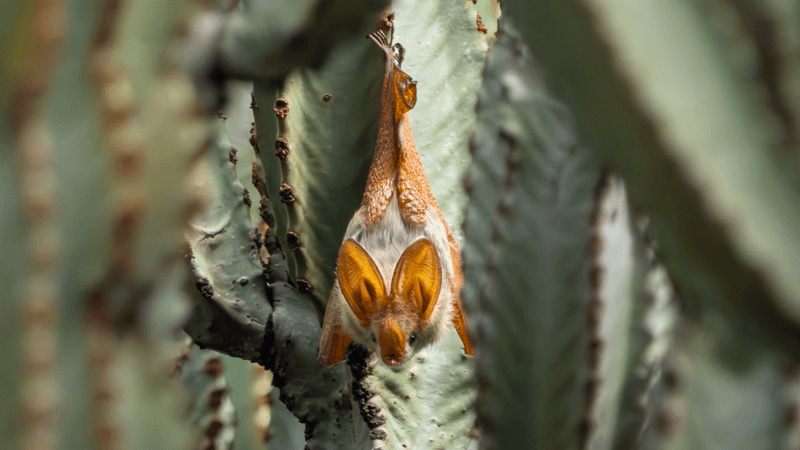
[318,31,473,367]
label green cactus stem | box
[501,0,800,358]
[462,22,599,450]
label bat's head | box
[335,238,444,366]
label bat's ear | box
[318,322,352,367]
[391,238,442,323]
[337,239,387,326]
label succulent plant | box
[5,0,800,449]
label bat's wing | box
[318,285,353,366]
[448,235,474,355]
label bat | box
[318,29,474,367]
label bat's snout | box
[379,318,406,366]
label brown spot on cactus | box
[505,148,520,170]
[588,337,603,370]
[205,419,224,439]
[273,98,289,118]
[184,100,206,120]
[279,183,296,204]
[322,93,332,102]
[578,418,594,446]
[204,357,224,378]
[243,188,252,208]
[171,346,190,377]
[663,369,679,390]
[217,111,227,120]
[95,424,120,446]
[228,147,238,164]
[251,163,267,197]
[259,198,273,227]
[462,175,472,195]
[208,388,226,411]
[476,13,488,34]
[196,278,214,299]
[249,123,259,153]
[286,231,301,251]
[583,377,599,408]
[274,137,290,158]
[114,151,141,178]
[93,0,124,48]
[113,206,142,244]
[369,429,388,440]
[23,296,56,327]
[24,195,55,224]
[297,279,313,294]
[655,407,679,437]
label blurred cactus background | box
[3,0,800,449]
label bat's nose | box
[382,351,404,366]
[379,318,406,366]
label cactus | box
[3,0,209,448]
[6,0,800,449]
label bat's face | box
[336,238,442,366]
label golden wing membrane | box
[337,239,387,326]
[318,325,352,367]
[448,240,474,355]
[391,238,442,323]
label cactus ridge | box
[462,22,599,450]
[13,3,66,445]
[180,345,238,450]
[266,40,385,316]
[501,0,800,358]
[186,113,272,362]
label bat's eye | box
[408,333,417,345]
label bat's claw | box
[367,30,391,50]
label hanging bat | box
[318,29,474,367]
